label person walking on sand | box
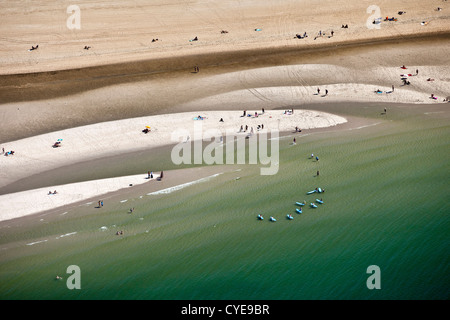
[317,88,320,95]
[392,85,394,92]
[325,89,328,95]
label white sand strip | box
[0,110,347,189]
[0,173,157,222]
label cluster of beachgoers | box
[373,65,449,102]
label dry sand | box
[0,0,449,221]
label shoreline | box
[0,165,237,224]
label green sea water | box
[0,103,449,300]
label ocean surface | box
[0,103,449,300]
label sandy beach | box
[0,0,449,222]
[0,109,346,221]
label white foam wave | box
[26,239,48,246]
[147,173,222,196]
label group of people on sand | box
[316,88,329,96]
[147,170,163,180]
[28,45,39,51]
[295,29,337,40]
[238,124,264,134]
[397,65,447,101]
[48,190,58,195]
[313,29,334,40]
[295,32,308,39]
[3,150,15,156]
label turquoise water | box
[0,104,449,300]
